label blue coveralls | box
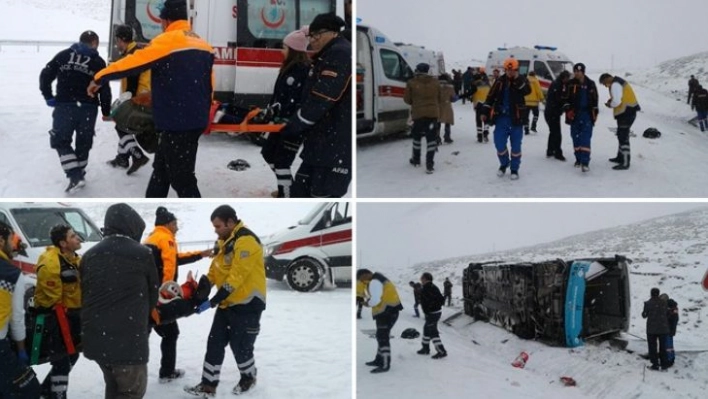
[494,86,523,172]
[570,84,593,166]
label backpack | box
[401,328,420,339]
[643,127,661,139]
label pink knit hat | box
[283,26,310,53]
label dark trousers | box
[523,106,539,132]
[50,104,98,179]
[261,134,302,198]
[292,163,351,198]
[356,297,363,319]
[145,129,203,198]
[201,308,262,388]
[40,353,79,399]
[545,112,562,155]
[422,312,445,353]
[373,311,399,370]
[153,321,179,377]
[615,112,636,167]
[114,128,145,160]
[413,300,420,317]
[0,338,40,399]
[444,293,451,306]
[475,107,489,141]
[647,333,668,368]
[411,118,438,168]
[436,122,452,141]
[665,335,675,364]
[97,363,147,399]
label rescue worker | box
[357,269,403,373]
[404,63,441,174]
[408,281,422,318]
[0,222,40,398]
[688,75,699,106]
[599,73,641,170]
[260,26,311,198]
[417,273,447,359]
[88,0,214,198]
[472,69,491,143]
[665,296,679,368]
[81,203,158,398]
[490,69,501,86]
[443,277,452,307]
[185,205,265,396]
[143,207,212,383]
[642,288,670,370]
[34,225,83,399]
[39,30,112,193]
[106,24,150,175]
[280,13,352,198]
[545,70,570,161]
[564,63,599,172]
[452,69,463,96]
[461,67,473,104]
[481,58,531,180]
[356,280,366,319]
[523,71,545,134]
[437,73,456,144]
[691,84,708,131]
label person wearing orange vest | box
[144,207,211,383]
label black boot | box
[107,154,129,169]
[613,154,630,170]
[477,134,483,143]
[366,355,382,367]
[417,345,430,355]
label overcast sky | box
[357,0,708,71]
[357,203,705,270]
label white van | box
[264,202,352,292]
[486,45,573,92]
[357,24,414,139]
[396,44,446,77]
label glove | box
[564,109,575,125]
[196,300,211,314]
[17,349,29,366]
[46,98,56,107]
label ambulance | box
[108,0,338,107]
[486,45,573,92]
[263,202,352,292]
[396,43,446,77]
[356,24,415,139]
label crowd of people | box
[39,0,352,198]
[407,59,643,178]
[0,203,266,398]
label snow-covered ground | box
[26,202,352,399]
[357,206,708,398]
[358,54,708,198]
[0,0,352,198]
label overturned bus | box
[462,255,630,347]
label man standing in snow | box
[417,273,447,359]
[39,30,112,193]
[80,203,158,398]
[409,280,422,317]
[691,84,708,132]
[564,63,599,173]
[641,287,670,370]
[143,207,212,384]
[358,269,403,373]
[523,71,545,135]
[599,73,641,170]
[688,75,699,106]
[443,277,453,306]
[545,70,570,161]
[185,205,265,396]
[404,63,441,174]
[88,0,214,198]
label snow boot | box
[554,153,566,161]
[159,369,185,384]
[608,156,622,164]
[546,149,554,158]
[232,375,256,395]
[483,132,489,142]
[126,154,149,175]
[426,164,434,174]
[409,158,420,167]
[370,366,390,374]
[65,176,85,194]
[107,154,129,169]
[612,154,630,170]
[417,345,430,355]
[497,166,507,177]
[432,351,448,359]
[581,164,590,173]
[184,383,216,397]
[510,171,519,181]
[477,134,483,143]
[574,161,581,168]
[524,126,530,135]
[365,357,383,367]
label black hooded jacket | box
[80,203,158,365]
[420,281,444,314]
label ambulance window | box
[0,212,9,226]
[534,61,552,80]
[380,49,409,82]
[518,60,530,76]
[548,61,573,78]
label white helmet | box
[158,281,184,304]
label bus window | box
[534,61,552,80]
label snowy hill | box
[358,208,708,398]
[631,51,708,101]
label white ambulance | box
[396,44,446,77]
[485,45,573,92]
[264,202,352,292]
[108,0,338,107]
[356,24,415,139]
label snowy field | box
[357,207,708,399]
[28,202,352,399]
[358,60,707,198]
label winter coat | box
[438,81,456,125]
[564,77,599,125]
[693,87,708,112]
[271,62,311,120]
[412,283,422,303]
[39,42,112,116]
[443,280,452,296]
[404,74,440,120]
[524,75,545,107]
[642,296,670,335]
[119,42,151,97]
[80,203,158,366]
[462,69,473,90]
[143,226,203,284]
[419,281,444,314]
[293,36,352,169]
[94,20,214,131]
[481,74,531,126]
[544,76,567,116]
[34,247,82,309]
[667,299,679,337]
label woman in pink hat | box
[261,26,312,198]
